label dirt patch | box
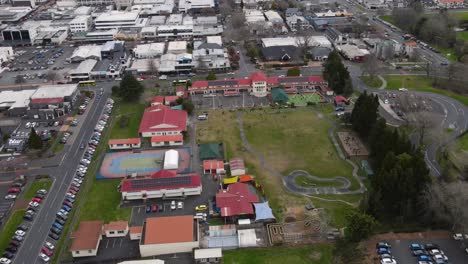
[338,131,369,157]
[309,251,322,260]
[12,199,29,211]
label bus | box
[78,80,96,87]
[172,79,188,86]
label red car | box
[69,186,79,192]
[63,201,73,207]
[68,189,77,195]
[32,197,42,203]
[8,188,21,194]
[41,246,53,256]
[151,204,158,212]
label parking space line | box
[112,239,116,248]
[105,239,109,249]
[119,238,123,248]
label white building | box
[0,47,14,73]
[134,43,165,58]
[163,149,179,170]
[69,59,98,81]
[286,15,311,32]
[157,25,193,39]
[179,0,214,12]
[167,14,183,25]
[103,221,129,238]
[264,10,283,23]
[193,42,230,71]
[108,138,142,150]
[244,9,265,24]
[151,135,183,147]
[70,46,102,62]
[115,0,133,9]
[1,23,39,45]
[194,248,222,264]
[159,53,193,73]
[95,11,140,30]
[75,0,114,5]
[140,27,157,39]
[69,15,92,33]
[73,6,92,15]
[193,16,223,36]
[167,41,187,54]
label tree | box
[295,29,312,61]
[45,71,60,83]
[147,59,158,76]
[15,75,26,87]
[182,100,194,114]
[453,39,468,62]
[28,128,43,149]
[350,92,379,138]
[231,12,246,29]
[113,74,145,101]
[286,67,301,76]
[206,73,217,80]
[246,43,260,60]
[322,51,353,95]
[361,53,380,80]
[219,0,233,20]
[345,210,376,242]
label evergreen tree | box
[28,128,43,149]
[206,73,217,80]
[350,92,379,138]
[345,210,376,242]
[113,74,144,101]
[323,51,354,96]
[287,67,301,76]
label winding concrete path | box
[236,110,367,196]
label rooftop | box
[108,138,141,145]
[31,84,78,100]
[71,59,98,74]
[139,106,187,134]
[167,41,187,51]
[144,216,194,244]
[121,173,201,193]
[216,182,259,217]
[70,221,103,251]
[103,221,128,231]
[0,89,36,109]
[95,11,139,23]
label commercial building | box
[151,135,184,147]
[139,216,199,257]
[28,84,80,120]
[0,89,36,117]
[33,28,68,46]
[286,15,311,32]
[69,59,98,81]
[70,46,102,62]
[95,11,140,30]
[216,182,259,219]
[75,0,114,5]
[103,221,129,238]
[10,0,35,8]
[190,72,328,97]
[134,43,165,58]
[0,47,14,73]
[158,53,193,73]
[69,15,92,33]
[193,16,223,36]
[193,42,230,72]
[108,138,142,150]
[120,170,202,200]
[70,221,104,258]
[2,23,39,46]
[157,25,193,39]
[261,36,332,49]
[178,0,215,12]
[0,6,32,23]
[139,105,187,138]
[167,40,187,53]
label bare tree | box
[295,29,312,62]
[231,12,246,29]
[219,0,233,20]
[45,71,60,83]
[15,75,26,87]
[147,59,158,76]
[361,53,380,80]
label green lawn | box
[459,134,468,151]
[78,179,131,223]
[51,133,65,153]
[384,75,468,106]
[360,76,383,89]
[380,15,395,24]
[242,110,355,183]
[0,210,26,254]
[455,11,468,21]
[109,100,146,139]
[23,179,52,200]
[433,45,457,61]
[309,194,361,227]
[457,31,468,41]
[223,244,333,264]
[294,175,343,188]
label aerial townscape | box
[0,0,468,263]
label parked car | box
[50,227,61,235]
[39,252,50,262]
[2,252,14,259]
[7,188,20,194]
[48,233,59,241]
[170,201,176,210]
[5,246,17,253]
[145,205,151,213]
[37,189,48,195]
[177,201,184,209]
[195,205,207,211]
[4,194,17,200]
[32,197,42,203]
[44,241,55,250]
[15,230,26,236]
[0,258,12,264]
[55,218,66,226]
[17,224,28,231]
[152,204,158,212]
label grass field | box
[23,179,52,200]
[294,175,343,188]
[0,210,26,254]
[288,93,323,105]
[380,15,395,24]
[120,156,161,170]
[459,134,468,151]
[433,45,457,61]
[384,75,468,106]
[360,76,383,89]
[223,244,333,264]
[109,100,146,139]
[457,31,468,41]
[455,11,468,21]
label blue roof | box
[253,201,275,221]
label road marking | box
[59,153,67,166]
[112,239,116,248]
[119,238,123,247]
[105,239,109,248]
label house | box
[194,248,222,263]
[151,96,165,106]
[285,8,302,17]
[120,170,202,200]
[164,96,179,105]
[216,182,259,219]
[286,15,311,32]
[130,226,143,240]
[203,160,225,174]
[337,44,368,61]
[70,221,104,258]
[139,216,199,257]
[309,46,332,61]
[139,105,187,138]
[334,95,349,105]
[229,158,245,176]
[151,135,184,147]
[404,41,417,57]
[193,42,230,72]
[104,221,129,237]
[325,27,350,46]
[261,46,300,63]
[108,138,142,150]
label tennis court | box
[97,148,191,179]
[288,93,323,106]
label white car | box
[37,189,48,195]
[398,88,408,92]
[177,201,184,209]
[73,178,83,184]
[45,241,55,250]
[428,249,444,256]
[5,194,17,200]
[29,201,40,207]
[384,99,389,104]
[159,75,168,80]
[380,258,397,264]
[170,200,176,210]
[453,233,468,240]
[15,230,26,236]
[66,193,76,199]
[433,254,448,261]
[0,258,12,264]
[39,253,50,262]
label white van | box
[159,75,168,80]
[197,114,208,121]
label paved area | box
[191,92,270,110]
[389,238,468,264]
[70,237,140,264]
[0,185,15,225]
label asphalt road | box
[12,82,114,264]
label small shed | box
[334,95,349,105]
[229,158,246,176]
[199,143,223,160]
[163,149,179,170]
[129,226,143,240]
[203,160,225,174]
[103,221,129,238]
[194,248,222,263]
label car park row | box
[376,240,454,264]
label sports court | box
[288,93,324,106]
[97,148,191,179]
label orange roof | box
[203,160,224,171]
[239,175,253,182]
[109,138,141,145]
[103,221,128,232]
[144,216,194,244]
[130,226,143,234]
[405,41,417,46]
[70,221,103,251]
[151,135,183,143]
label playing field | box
[288,93,323,106]
[120,156,162,170]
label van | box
[197,114,208,121]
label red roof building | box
[176,86,187,98]
[334,95,349,105]
[139,105,187,138]
[150,96,164,106]
[108,138,141,150]
[216,182,259,217]
[164,96,180,105]
[203,160,225,174]
[30,97,64,105]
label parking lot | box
[192,93,270,110]
[1,45,77,86]
[380,91,445,121]
[389,238,468,264]
[0,184,15,225]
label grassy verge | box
[0,210,26,254]
[109,100,146,139]
[458,133,468,151]
[432,45,457,61]
[455,11,468,21]
[457,31,468,41]
[294,175,343,188]
[308,194,361,228]
[51,133,65,153]
[384,75,468,106]
[380,15,394,24]
[223,244,334,264]
[360,76,383,89]
[23,179,52,200]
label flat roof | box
[71,59,98,74]
[144,216,194,244]
[95,11,139,23]
[135,42,165,54]
[31,84,78,100]
[194,248,222,259]
[167,41,187,51]
[0,89,36,109]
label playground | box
[288,93,323,106]
[337,132,369,157]
[97,148,191,179]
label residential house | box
[286,15,311,32]
[216,182,259,219]
[70,221,104,258]
[261,45,301,64]
[285,8,302,17]
[309,46,332,61]
[104,221,129,237]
